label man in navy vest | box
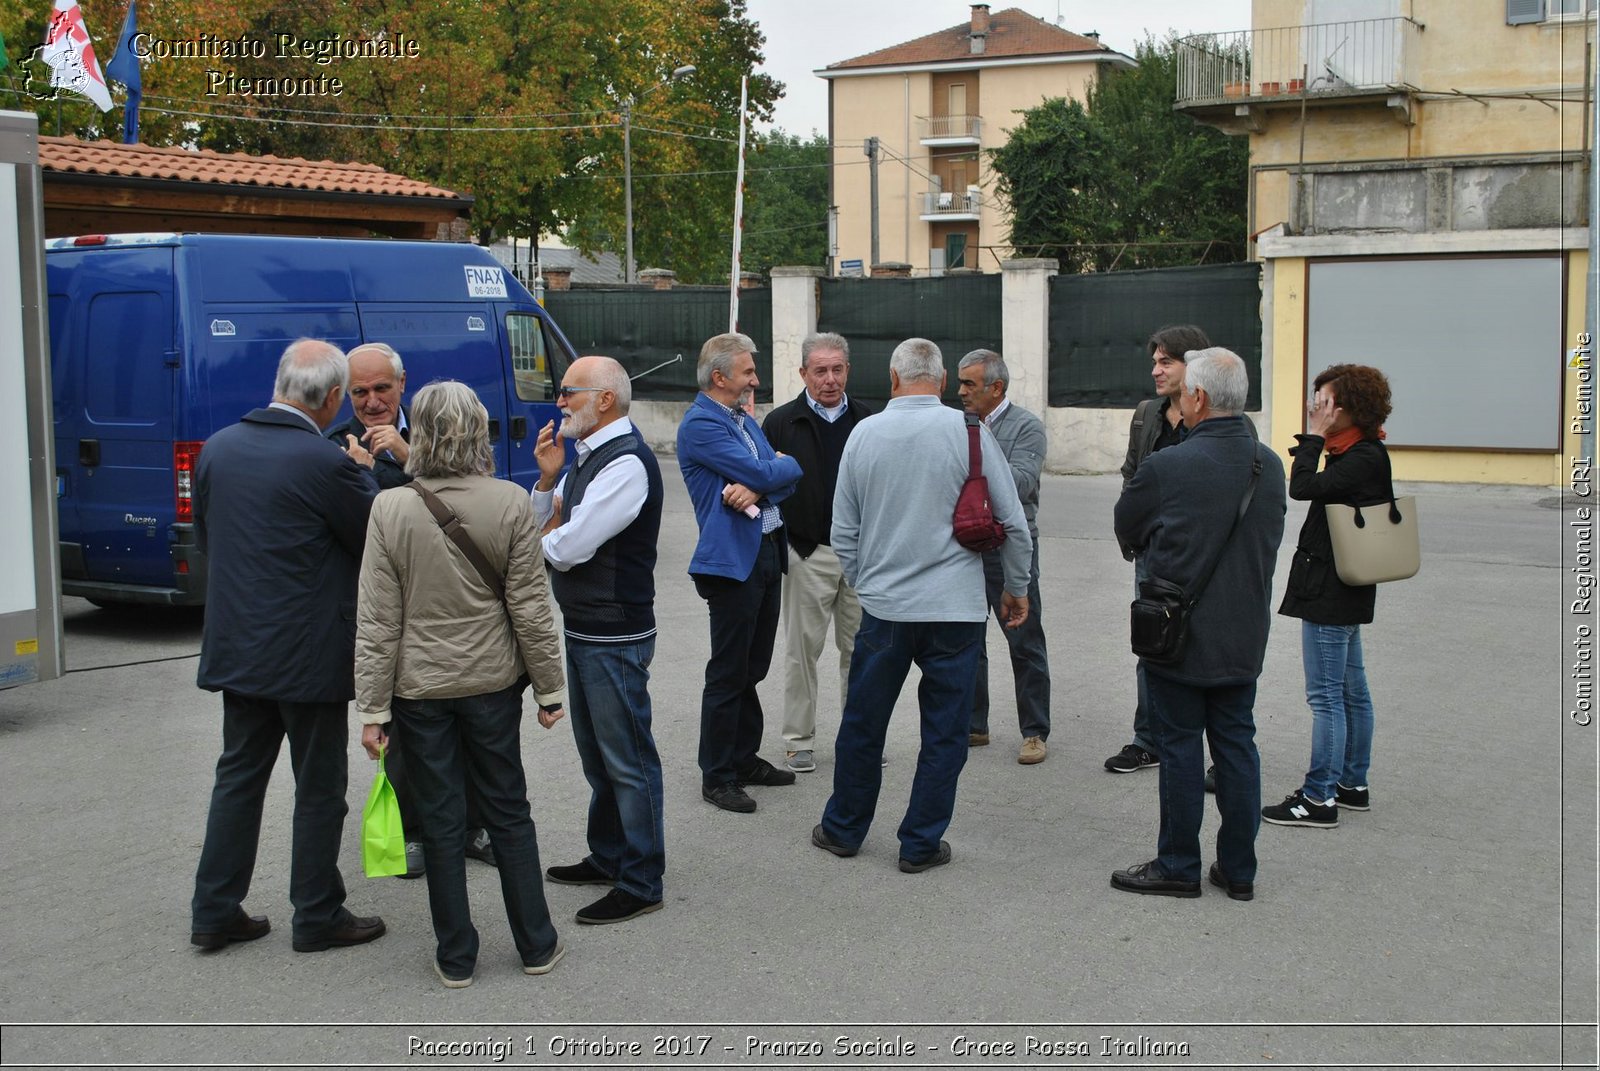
[532,356,667,925]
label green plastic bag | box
[362,749,407,878]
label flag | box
[105,1,140,143]
[40,0,114,112]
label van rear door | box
[49,245,178,591]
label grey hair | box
[801,332,850,368]
[348,341,404,378]
[586,355,632,413]
[1183,348,1248,415]
[890,337,944,385]
[958,348,1008,389]
[406,381,494,478]
[697,332,757,390]
[274,338,348,408]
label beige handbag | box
[1324,444,1419,585]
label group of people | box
[184,321,1395,985]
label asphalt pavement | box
[0,470,1593,1069]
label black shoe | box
[737,757,796,787]
[191,908,271,950]
[1105,743,1159,773]
[1203,764,1217,794]
[464,828,497,866]
[1208,862,1254,901]
[291,911,386,952]
[546,859,613,885]
[575,888,663,925]
[898,840,952,873]
[1110,860,1201,898]
[702,782,756,813]
[811,824,858,858]
[1262,789,1338,828]
[1335,783,1370,811]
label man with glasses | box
[532,356,666,925]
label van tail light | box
[72,235,108,246]
[174,441,203,522]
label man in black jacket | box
[762,333,874,773]
[190,338,387,953]
[1111,348,1285,901]
[326,342,412,489]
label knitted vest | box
[548,429,663,643]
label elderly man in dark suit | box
[1111,348,1285,901]
[189,338,387,954]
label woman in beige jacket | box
[355,380,567,988]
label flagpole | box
[728,74,747,334]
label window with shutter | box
[1505,0,1543,22]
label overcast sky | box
[742,0,1255,135]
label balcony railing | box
[921,191,981,217]
[920,114,983,141]
[1175,17,1421,107]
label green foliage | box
[0,0,779,278]
[740,130,827,275]
[989,36,1248,273]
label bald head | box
[557,355,631,441]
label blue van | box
[46,233,577,606]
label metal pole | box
[729,75,748,333]
[865,136,880,267]
[623,98,635,286]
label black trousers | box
[693,536,783,787]
[191,692,349,940]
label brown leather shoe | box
[292,911,386,952]
[1018,736,1048,764]
[968,732,990,747]
[191,908,271,950]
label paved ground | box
[0,470,1594,1069]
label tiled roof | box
[38,136,467,201]
[825,7,1110,71]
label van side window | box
[507,312,554,401]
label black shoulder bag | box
[1129,458,1262,664]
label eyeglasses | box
[557,386,607,398]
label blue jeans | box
[1300,621,1376,803]
[393,682,559,977]
[971,543,1051,740]
[192,694,349,940]
[821,612,983,863]
[566,637,665,902]
[1146,673,1261,883]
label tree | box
[989,36,1248,272]
[0,0,779,279]
[738,130,828,275]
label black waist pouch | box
[1130,576,1191,664]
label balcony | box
[920,113,983,146]
[1175,17,1423,129]
[920,190,981,221]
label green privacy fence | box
[1047,262,1263,409]
[816,275,1003,407]
[542,287,773,401]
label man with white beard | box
[530,356,667,925]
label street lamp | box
[623,64,696,285]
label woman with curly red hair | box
[1263,364,1394,829]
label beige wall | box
[828,58,1105,273]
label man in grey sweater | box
[811,338,1033,873]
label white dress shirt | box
[531,416,648,571]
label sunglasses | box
[556,386,607,398]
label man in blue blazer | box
[190,339,387,954]
[677,333,803,813]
